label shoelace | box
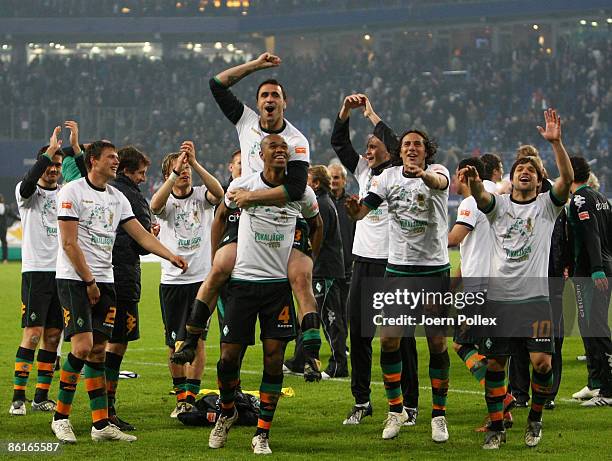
[433,419,446,431]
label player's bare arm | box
[215,52,281,87]
[181,140,224,204]
[210,201,230,261]
[537,108,573,202]
[448,224,471,247]
[405,165,449,190]
[363,95,382,126]
[58,219,99,304]
[306,213,323,259]
[461,165,492,212]
[121,219,188,273]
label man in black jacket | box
[105,146,154,430]
[285,166,348,378]
[328,163,355,338]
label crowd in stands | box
[0,0,507,17]
[0,34,609,195]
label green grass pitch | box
[0,253,610,460]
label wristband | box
[170,170,180,180]
[85,278,96,286]
[591,271,606,281]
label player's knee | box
[427,336,447,353]
[24,327,43,346]
[263,350,284,374]
[486,357,506,372]
[219,351,240,369]
[380,337,400,352]
[42,328,62,349]
[71,344,92,359]
[87,342,106,362]
[532,358,552,374]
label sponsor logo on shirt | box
[459,209,471,217]
[295,147,307,155]
[61,201,72,209]
[578,211,590,221]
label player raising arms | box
[10,127,64,416]
[461,109,573,449]
[173,52,323,382]
[150,141,223,418]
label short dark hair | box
[256,79,287,101]
[480,153,502,181]
[509,157,543,183]
[570,156,591,183]
[398,129,438,165]
[458,157,485,180]
[85,141,116,171]
[36,145,64,160]
[117,146,151,173]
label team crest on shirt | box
[83,203,115,231]
[501,217,534,261]
[573,195,586,209]
[41,196,58,236]
[173,205,203,250]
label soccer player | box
[51,141,188,443]
[331,94,420,426]
[285,165,347,378]
[347,123,452,443]
[207,134,322,455]
[10,127,64,416]
[449,158,515,431]
[567,156,612,407]
[173,52,323,382]
[461,108,573,449]
[448,157,492,376]
[105,146,154,431]
[150,141,224,418]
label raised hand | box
[343,94,366,111]
[537,108,562,143]
[48,126,62,155]
[172,151,189,174]
[458,165,481,185]
[64,120,80,150]
[254,52,281,70]
[180,141,196,165]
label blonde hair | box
[587,172,600,191]
[161,152,181,179]
[516,145,539,159]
